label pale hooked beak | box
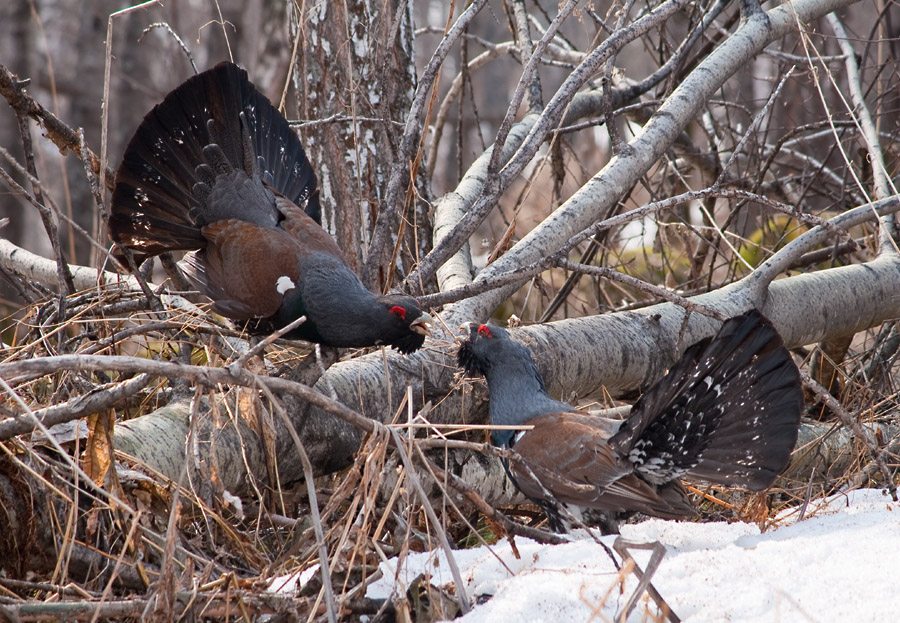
[410,311,434,336]
[456,322,478,344]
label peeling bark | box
[291,0,428,286]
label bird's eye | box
[389,306,407,320]
[477,325,492,338]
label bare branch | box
[445,0,863,322]
[406,0,692,293]
[364,0,490,287]
[0,65,114,190]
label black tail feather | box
[686,345,802,489]
[110,62,319,263]
[609,309,803,490]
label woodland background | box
[1,0,899,621]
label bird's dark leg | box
[581,508,622,536]
[503,456,615,535]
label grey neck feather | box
[482,343,570,427]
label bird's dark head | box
[458,322,563,444]
[374,294,434,354]
[457,323,539,380]
[458,323,505,377]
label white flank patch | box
[276,275,296,294]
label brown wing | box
[276,197,347,261]
[510,413,694,518]
[193,219,303,319]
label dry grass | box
[0,278,897,623]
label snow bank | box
[368,489,899,622]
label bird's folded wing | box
[275,197,346,259]
[510,415,691,517]
[191,220,302,319]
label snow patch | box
[366,489,899,622]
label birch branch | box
[405,0,693,292]
[447,0,862,322]
[826,13,897,254]
[364,0,490,287]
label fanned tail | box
[110,62,319,263]
[610,309,803,490]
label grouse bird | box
[109,62,433,353]
[457,310,803,533]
